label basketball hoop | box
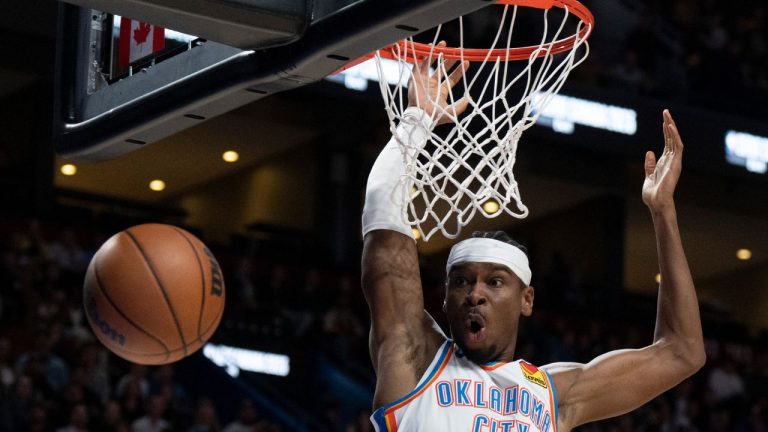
[365,0,593,240]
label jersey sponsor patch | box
[520,361,548,389]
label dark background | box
[0,1,766,431]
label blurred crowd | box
[591,0,768,116]
[0,217,284,432]
[1,215,766,432]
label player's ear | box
[521,285,534,316]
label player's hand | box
[407,41,470,125]
[642,110,683,213]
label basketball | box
[83,223,225,365]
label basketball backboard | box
[54,0,494,161]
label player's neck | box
[460,341,517,365]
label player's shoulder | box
[541,361,584,374]
[540,361,586,414]
[541,361,585,385]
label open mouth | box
[464,313,487,343]
[470,321,482,333]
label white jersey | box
[371,340,558,432]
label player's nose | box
[466,284,487,306]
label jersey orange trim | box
[480,361,510,371]
[385,411,398,431]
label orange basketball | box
[83,223,225,365]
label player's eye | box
[488,278,504,287]
[452,276,468,286]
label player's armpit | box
[544,340,704,430]
[369,316,444,409]
[362,230,444,409]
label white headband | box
[446,238,532,286]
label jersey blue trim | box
[372,410,388,432]
[543,369,559,432]
[371,340,452,430]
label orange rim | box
[337,0,593,72]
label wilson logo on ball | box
[204,246,224,297]
[85,295,126,346]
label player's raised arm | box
[361,48,468,409]
[544,110,706,430]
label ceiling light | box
[222,150,239,163]
[482,199,500,214]
[736,249,752,260]
[411,228,421,240]
[60,164,77,176]
[655,273,661,284]
[149,179,166,191]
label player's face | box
[444,262,533,364]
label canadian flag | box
[118,18,165,67]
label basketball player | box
[360,54,705,431]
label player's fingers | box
[438,96,471,125]
[435,58,451,87]
[446,61,469,88]
[665,109,678,129]
[442,59,462,76]
[436,59,455,84]
[416,43,438,75]
[427,41,447,68]
[453,96,470,115]
[644,151,656,178]
[416,54,431,77]
[666,112,684,153]
[662,110,671,154]
[667,125,683,164]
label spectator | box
[322,293,364,361]
[131,395,170,432]
[670,378,697,430]
[151,365,184,399]
[116,364,149,401]
[46,230,87,277]
[77,343,111,404]
[608,51,650,92]
[187,398,220,432]
[151,364,190,424]
[229,257,258,311]
[15,326,69,393]
[28,403,52,432]
[345,408,373,432]
[118,377,145,423]
[55,379,94,427]
[56,403,89,432]
[222,399,258,432]
[95,400,129,432]
[0,374,37,431]
[708,357,746,403]
[0,338,15,394]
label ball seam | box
[125,228,189,356]
[171,227,207,342]
[92,259,171,361]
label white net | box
[374,3,591,240]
